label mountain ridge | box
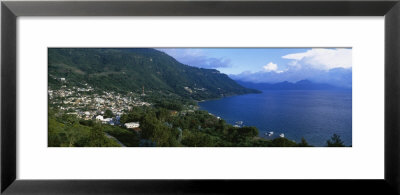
[48,48,260,100]
[235,79,349,91]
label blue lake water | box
[198,90,352,146]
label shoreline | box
[196,90,352,147]
[196,90,262,103]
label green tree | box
[140,114,159,139]
[156,108,170,121]
[104,109,114,118]
[48,118,65,147]
[181,130,215,147]
[224,126,258,144]
[87,124,119,147]
[88,124,106,147]
[271,137,298,147]
[120,107,144,124]
[103,126,140,147]
[152,125,179,147]
[326,134,345,147]
[298,137,311,147]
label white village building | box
[101,118,113,124]
[95,115,104,121]
[124,122,140,129]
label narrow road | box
[105,132,126,147]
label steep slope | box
[48,48,259,100]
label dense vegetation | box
[49,106,347,147]
[48,109,121,147]
[48,48,259,100]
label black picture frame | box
[1,0,400,194]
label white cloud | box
[282,48,352,70]
[263,62,284,73]
[263,62,277,71]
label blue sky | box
[158,48,352,88]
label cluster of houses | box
[49,78,151,121]
[49,77,207,135]
[49,78,149,132]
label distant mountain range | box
[235,80,349,90]
[48,48,259,100]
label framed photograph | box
[47,47,352,148]
[2,0,400,194]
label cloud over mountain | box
[158,48,232,69]
[231,48,352,88]
[282,48,352,70]
[263,62,285,73]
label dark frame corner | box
[1,0,400,194]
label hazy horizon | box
[159,48,352,88]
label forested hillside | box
[48,48,259,100]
